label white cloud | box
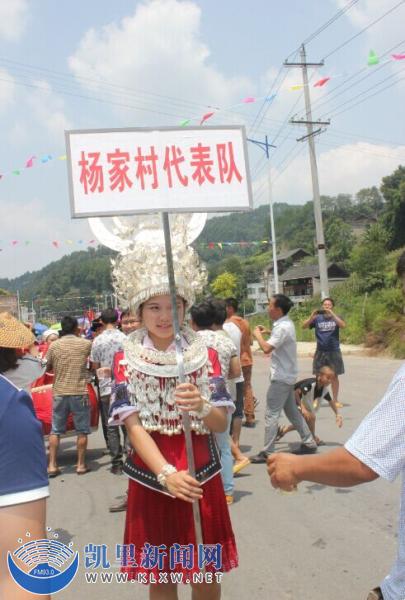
[337,0,405,49]
[0,68,15,112]
[266,141,405,204]
[0,0,28,41]
[68,0,252,123]
[26,80,72,140]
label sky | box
[0,0,405,278]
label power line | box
[286,0,360,59]
[0,56,213,114]
[331,70,405,118]
[323,0,405,60]
[308,39,405,119]
[250,0,360,141]
[326,66,405,118]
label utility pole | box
[267,169,279,293]
[285,44,330,298]
[246,135,279,295]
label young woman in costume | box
[109,225,238,599]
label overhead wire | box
[323,0,405,60]
[324,66,405,118]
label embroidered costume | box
[105,214,238,583]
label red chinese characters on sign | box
[217,142,242,184]
[163,146,188,188]
[79,151,104,194]
[190,143,215,186]
[76,141,244,195]
[134,146,159,191]
[107,148,132,192]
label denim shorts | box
[51,394,91,435]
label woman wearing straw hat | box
[0,313,50,599]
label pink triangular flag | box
[392,53,405,60]
[200,112,215,125]
[12,240,18,245]
[52,241,59,248]
[25,156,36,168]
[242,96,256,103]
[314,77,331,87]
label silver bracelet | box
[195,396,213,419]
[157,463,177,488]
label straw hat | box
[0,312,35,348]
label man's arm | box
[267,448,378,491]
[253,326,273,354]
[302,310,318,329]
[326,309,346,328]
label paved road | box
[48,355,402,599]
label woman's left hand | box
[175,383,204,412]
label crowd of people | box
[1,249,404,600]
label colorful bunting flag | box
[368,50,379,66]
[392,53,405,60]
[25,156,36,168]
[314,77,331,88]
[266,94,276,103]
[242,97,256,103]
[52,241,59,248]
[290,85,303,91]
[200,112,215,125]
[180,119,190,127]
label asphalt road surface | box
[47,354,402,600]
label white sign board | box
[65,126,252,217]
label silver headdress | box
[88,213,208,311]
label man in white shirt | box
[250,294,317,463]
[90,308,126,474]
[267,251,405,600]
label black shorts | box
[313,350,345,376]
[232,381,244,420]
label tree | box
[354,186,384,220]
[350,223,391,291]
[381,165,405,250]
[325,216,355,264]
[210,272,238,298]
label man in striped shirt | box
[46,316,92,476]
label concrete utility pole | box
[285,44,330,298]
[246,135,279,294]
[267,169,279,293]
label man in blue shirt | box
[303,298,346,406]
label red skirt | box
[122,432,238,582]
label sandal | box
[76,466,91,475]
[233,457,250,475]
[47,468,61,478]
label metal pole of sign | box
[161,212,204,551]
